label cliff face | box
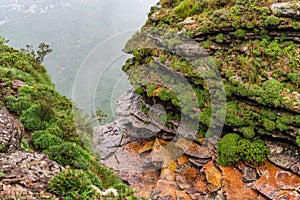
[94,1,300,199]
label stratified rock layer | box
[0,151,63,199]
[95,0,300,199]
[94,90,300,199]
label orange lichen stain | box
[203,161,222,192]
[177,155,189,165]
[122,141,145,153]
[196,137,205,144]
[152,87,163,96]
[255,161,300,199]
[182,167,199,183]
[193,175,207,194]
[221,165,259,200]
[138,140,154,154]
[274,190,300,200]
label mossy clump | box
[124,0,300,169]
[217,133,269,166]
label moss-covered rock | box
[122,0,300,168]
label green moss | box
[157,89,173,101]
[265,15,280,26]
[215,33,225,43]
[234,29,247,38]
[141,103,149,114]
[44,142,90,170]
[217,133,241,166]
[241,126,256,139]
[31,131,63,150]
[146,84,156,97]
[217,133,269,166]
[276,119,289,132]
[135,86,144,95]
[297,136,300,147]
[0,142,5,153]
[237,139,270,164]
[263,119,276,131]
[174,0,204,18]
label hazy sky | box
[0,0,158,119]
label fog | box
[0,0,158,122]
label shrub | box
[20,103,43,131]
[43,142,89,170]
[31,131,63,150]
[48,169,101,199]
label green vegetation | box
[123,0,300,170]
[48,169,103,199]
[217,133,269,166]
[0,37,139,199]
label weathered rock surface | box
[0,109,23,153]
[95,0,300,199]
[254,161,300,199]
[11,79,27,90]
[94,90,300,199]
[265,139,300,176]
[0,151,63,199]
[271,2,300,19]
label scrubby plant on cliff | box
[48,169,103,199]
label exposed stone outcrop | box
[271,2,300,19]
[94,0,300,199]
[0,151,63,199]
[0,108,62,199]
[265,139,300,176]
[0,108,23,153]
[94,90,300,199]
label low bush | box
[31,131,63,150]
[44,142,90,170]
[48,169,102,199]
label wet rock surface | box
[94,90,300,199]
[0,151,63,199]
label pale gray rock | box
[0,109,23,153]
[265,139,300,176]
[0,151,63,199]
[271,2,300,19]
